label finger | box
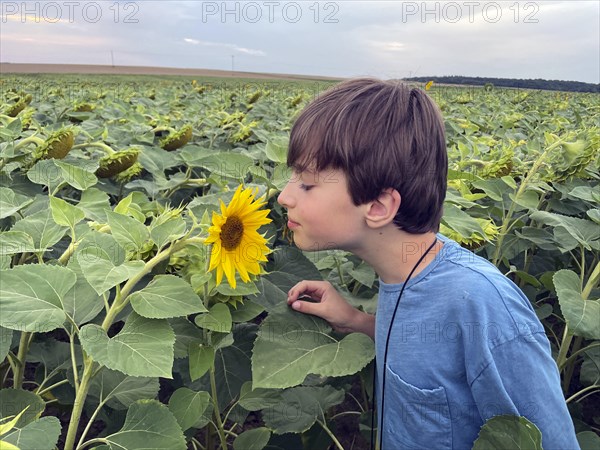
[290,298,325,316]
[287,281,327,303]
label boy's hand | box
[287,281,375,339]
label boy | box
[277,78,579,449]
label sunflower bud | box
[96,148,140,178]
[74,103,95,112]
[247,90,262,104]
[37,129,74,160]
[160,124,192,151]
[20,108,35,130]
[114,162,143,183]
[288,94,304,108]
[7,94,33,117]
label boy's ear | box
[365,188,401,228]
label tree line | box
[405,76,599,93]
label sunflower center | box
[220,216,244,251]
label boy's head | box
[287,78,447,233]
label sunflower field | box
[0,74,598,450]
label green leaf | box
[114,193,146,223]
[252,303,375,389]
[77,253,145,296]
[238,381,283,411]
[234,428,271,450]
[214,281,260,297]
[49,196,85,228]
[0,231,38,255]
[348,262,376,288]
[78,187,111,222]
[262,386,344,433]
[472,415,542,450]
[64,257,104,325]
[107,210,150,253]
[0,265,76,332]
[577,431,600,450]
[0,417,61,450]
[249,277,293,313]
[54,160,98,191]
[12,210,68,251]
[513,270,541,288]
[0,389,45,428]
[169,318,203,359]
[568,186,599,203]
[88,368,160,410]
[183,152,255,179]
[138,145,179,176]
[264,139,288,164]
[509,190,540,210]
[195,303,232,333]
[208,324,256,411]
[0,187,33,219]
[130,275,207,319]
[27,160,64,191]
[230,300,264,323]
[270,163,292,190]
[80,312,175,378]
[0,327,13,362]
[150,217,187,249]
[0,407,27,436]
[472,178,511,202]
[270,246,322,281]
[189,344,215,381]
[167,388,211,431]
[76,231,126,265]
[500,175,517,189]
[104,400,186,450]
[587,209,600,225]
[554,270,600,340]
[27,339,73,372]
[514,227,556,251]
[530,211,600,251]
[441,203,486,239]
[580,345,600,386]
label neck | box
[354,227,442,285]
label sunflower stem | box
[200,243,227,450]
[13,135,45,151]
[13,331,33,389]
[491,139,562,266]
[204,245,213,309]
[72,142,115,155]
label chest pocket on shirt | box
[383,365,452,450]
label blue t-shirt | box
[375,234,579,450]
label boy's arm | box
[287,280,376,340]
[469,332,580,450]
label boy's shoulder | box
[434,234,519,291]
[426,234,544,341]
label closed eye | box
[300,184,314,191]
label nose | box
[277,182,293,208]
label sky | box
[1,0,599,83]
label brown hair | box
[287,78,447,233]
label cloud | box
[368,41,406,52]
[183,38,266,56]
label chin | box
[293,238,340,252]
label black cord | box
[370,238,438,450]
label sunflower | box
[205,185,272,288]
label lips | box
[287,219,300,229]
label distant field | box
[0,63,343,82]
